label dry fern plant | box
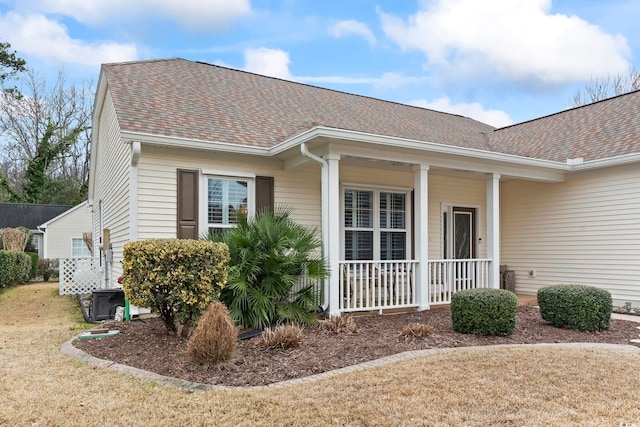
[401,322,433,338]
[318,315,358,334]
[187,302,238,365]
[260,324,303,349]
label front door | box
[453,207,476,259]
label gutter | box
[300,143,329,311]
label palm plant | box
[208,207,329,330]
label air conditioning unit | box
[91,289,125,322]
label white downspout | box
[300,143,330,311]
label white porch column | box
[326,154,341,316]
[486,173,501,288]
[413,164,429,310]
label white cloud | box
[379,0,631,86]
[329,19,376,45]
[29,0,251,30]
[0,12,138,67]
[410,97,513,128]
[298,72,426,89]
[244,48,294,80]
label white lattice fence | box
[59,258,104,295]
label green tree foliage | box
[209,207,329,330]
[0,68,92,204]
[0,41,26,84]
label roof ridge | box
[495,88,640,132]
[193,59,494,128]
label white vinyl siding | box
[501,164,640,304]
[136,145,322,240]
[43,203,93,259]
[91,93,132,280]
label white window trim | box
[71,237,91,258]
[199,171,255,236]
[340,184,412,261]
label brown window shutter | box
[255,176,274,215]
[177,169,199,239]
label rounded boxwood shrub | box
[451,288,518,336]
[537,284,611,331]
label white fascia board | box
[119,131,271,156]
[303,127,570,171]
[572,153,640,171]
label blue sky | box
[0,0,638,127]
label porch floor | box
[431,294,538,310]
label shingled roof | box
[100,58,640,163]
[489,89,640,162]
[101,58,494,150]
[0,203,73,230]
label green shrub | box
[0,250,32,287]
[121,239,229,335]
[14,252,31,283]
[209,207,329,330]
[25,252,38,279]
[451,288,518,336]
[0,250,14,288]
[537,284,611,331]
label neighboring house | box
[37,202,93,259]
[89,58,640,315]
[0,202,73,256]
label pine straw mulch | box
[74,306,640,387]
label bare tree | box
[0,68,93,203]
[572,67,640,106]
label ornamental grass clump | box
[318,315,358,334]
[187,302,238,365]
[121,239,229,335]
[401,322,433,338]
[0,228,31,252]
[260,324,303,349]
[537,284,611,331]
[451,288,518,336]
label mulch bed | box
[74,307,640,387]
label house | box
[0,202,73,256]
[37,202,93,259]
[89,58,640,315]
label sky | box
[0,0,638,128]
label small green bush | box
[121,239,229,335]
[451,288,518,336]
[25,252,38,279]
[537,284,611,331]
[0,250,32,287]
[0,250,14,287]
[14,252,31,283]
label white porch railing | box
[428,259,490,305]
[59,258,104,295]
[339,260,418,312]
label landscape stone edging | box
[60,337,640,392]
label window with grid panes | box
[344,188,408,261]
[71,238,91,257]
[207,178,248,234]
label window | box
[344,188,409,261]
[71,238,91,258]
[207,177,249,234]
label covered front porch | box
[290,129,564,316]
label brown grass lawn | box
[1,282,640,426]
